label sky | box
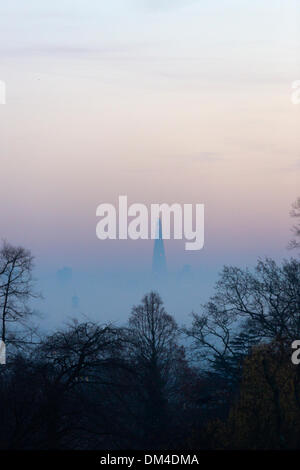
[0,1,299,326]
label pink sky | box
[0,0,299,271]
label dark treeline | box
[0,199,300,450]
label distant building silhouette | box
[71,295,80,309]
[56,266,72,284]
[152,218,167,276]
[178,264,193,282]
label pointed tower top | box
[152,218,167,276]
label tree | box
[184,258,300,383]
[289,197,300,253]
[0,320,126,449]
[205,340,300,449]
[0,302,198,450]
[0,241,38,345]
[127,291,180,447]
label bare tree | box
[0,241,38,344]
[0,321,126,449]
[37,320,134,449]
[127,291,180,447]
[128,291,178,377]
[38,320,124,388]
[184,258,300,381]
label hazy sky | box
[0,0,299,273]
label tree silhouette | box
[127,291,180,448]
[0,241,38,345]
[185,258,300,381]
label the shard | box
[152,218,167,276]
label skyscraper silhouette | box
[152,218,167,276]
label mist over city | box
[0,0,299,456]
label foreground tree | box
[0,320,126,449]
[185,258,300,383]
[205,340,300,449]
[0,299,200,450]
[127,292,181,447]
[0,241,38,345]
